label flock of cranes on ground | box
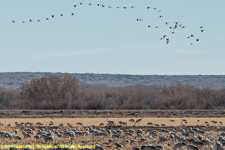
[1,118,225,150]
[11,2,205,46]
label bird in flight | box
[166,38,170,44]
[136,18,143,21]
[11,1,205,47]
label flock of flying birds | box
[11,2,205,46]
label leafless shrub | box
[1,76,225,110]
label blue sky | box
[0,0,225,75]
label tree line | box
[1,74,225,110]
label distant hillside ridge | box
[0,72,225,90]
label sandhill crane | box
[76,122,83,126]
[174,143,186,149]
[106,119,114,124]
[49,121,53,126]
[166,38,170,44]
[141,145,155,150]
[136,118,142,125]
[114,142,123,148]
[99,123,104,126]
[136,18,143,21]
[13,135,22,142]
[147,122,153,126]
[43,135,54,144]
[129,119,135,126]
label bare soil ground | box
[1,110,225,118]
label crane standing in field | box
[136,118,142,126]
[129,119,135,126]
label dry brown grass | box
[0,117,224,127]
